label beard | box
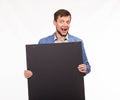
[56,29,68,37]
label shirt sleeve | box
[81,41,91,74]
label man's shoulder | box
[68,34,82,42]
[38,34,54,44]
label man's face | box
[54,16,71,36]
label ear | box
[53,20,56,26]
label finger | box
[78,66,87,73]
[24,70,33,78]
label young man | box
[24,9,91,78]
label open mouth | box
[61,28,68,32]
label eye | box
[66,21,70,24]
[59,20,64,23]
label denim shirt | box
[38,33,91,74]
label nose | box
[63,22,69,26]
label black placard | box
[26,42,85,100]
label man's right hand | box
[24,70,33,78]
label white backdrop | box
[0,0,120,100]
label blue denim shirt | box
[38,33,91,74]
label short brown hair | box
[54,9,71,21]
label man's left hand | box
[77,64,87,73]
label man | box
[24,9,91,78]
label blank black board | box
[26,42,85,100]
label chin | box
[62,32,68,35]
